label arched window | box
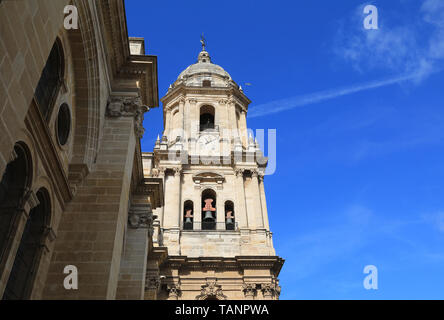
[225,201,235,230]
[34,38,65,120]
[3,188,51,300]
[183,200,194,230]
[0,143,32,263]
[202,189,216,230]
[200,105,215,132]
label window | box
[0,143,32,262]
[225,201,235,230]
[34,38,64,120]
[56,103,71,146]
[183,200,194,230]
[200,105,215,132]
[202,189,216,230]
[3,188,51,300]
[202,80,211,87]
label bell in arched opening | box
[225,201,235,231]
[183,201,194,230]
[201,189,216,230]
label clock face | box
[197,135,219,154]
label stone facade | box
[0,0,163,300]
[145,47,284,300]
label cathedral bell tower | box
[145,39,284,300]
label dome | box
[175,49,233,87]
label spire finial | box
[200,33,206,51]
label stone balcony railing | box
[181,221,238,231]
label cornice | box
[160,255,285,275]
[161,84,251,110]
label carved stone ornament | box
[196,280,227,300]
[261,283,274,297]
[167,284,181,298]
[151,167,166,178]
[146,275,161,291]
[172,167,182,177]
[128,203,153,232]
[242,283,257,298]
[251,169,259,178]
[106,95,150,138]
[234,168,245,177]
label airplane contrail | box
[248,72,425,118]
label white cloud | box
[248,2,444,119]
[336,0,444,79]
[423,211,444,232]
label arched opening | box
[225,201,235,230]
[56,103,71,146]
[3,188,51,300]
[183,200,194,230]
[0,143,32,264]
[34,38,65,121]
[201,189,216,230]
[200,105,215,132]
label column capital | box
[172,167,182,177]
[166,284,181,299]
[178,97,186,105]
[234,168,245,177]
[187,98,198,104]
[260,282,281,299]
[106,94,149,138]
[242,283,258,298]
[128,203,154,231]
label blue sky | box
[125,0,444,299]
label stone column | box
[251,170,264,228]
[42,94,143,299]
[116,202,152,300]
[193,190,201,231]
[259,174,270,231]
[163,168,181,229]
[165,109,172,137]
[217,99,227,131]
[183,98,191,144]
[234,169,248,228]
[227,99,234,131]
[189,98,198,138]
[216,194,225,230]
[178,97,185,134]
[188,98,198,162]
[241,110,248,147]
[162,168,181,255]
[244,170,263,229]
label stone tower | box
[144,44,284,300]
